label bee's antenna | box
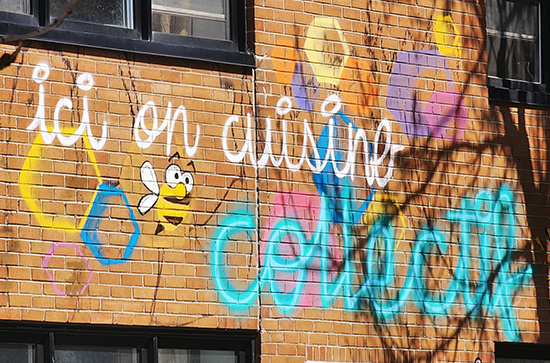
[169,151,181,162]
[187,160,196,173]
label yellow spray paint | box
[364,193,407,250]
[434,15,461,57]
[19,134,102,231]
[304,17,350,86]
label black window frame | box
[495,341,550,362]
[0,0,254,67]
[0,320,258,363]
[486,0,550,106]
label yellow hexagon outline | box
[434,15,461,57]
[304,17,350,86]
[19,134,103,231]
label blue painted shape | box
[81,183,140,265]
[211,211,261,310]
[312,111,371,224]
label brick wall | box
[0,0,549,362]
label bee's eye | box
[165,164,182,188]
[182,172,194,192]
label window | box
[0,321,257,363]
[0,0,253,66]
[49,0,133,28]
[152,0,229,41]
[487,0,540,83]
[495,342,550,363]
[486,0,550,105]
[56,346,139,363]
[0,342,39,363]
[158,349,237,363]
[0,0,28,14]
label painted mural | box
[213,14,532,343]
[18,63,201,291]
[6,9,534,344]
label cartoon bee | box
[138,153,194,234]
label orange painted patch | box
[272,37,297,85]
[340,58,378,117]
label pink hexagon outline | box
[42,242,94,296]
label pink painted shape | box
[426,91,468,141]
[42,242,94,296]
[261,191,342,308]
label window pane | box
[56,345,138,363]
[487,0,539,35]
[502,0,538,35]
[488,34,540,82]
[201,350,235,363]
[155,0,225,14]
[159,349,189,363]
[0,343,35,363]
[159,349,236,363]
[486,0,540,82]
[152,0,228,40]
[50,0,132,28]
[0,0,28,14]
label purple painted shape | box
[386,50,467,140]
[291,63,320,112]
[43,242,94,296]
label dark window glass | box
[55,345,139,363]
[487,0,541,82]
[152,0,228,40]
[0,322,256,363]
[0,342,36,363]
[158,349,236,363]
[0,0,252,66]
[50,0,133,28]
[495,343,550,363]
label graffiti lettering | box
[211,186,532,342]
[134,101,200,156]
[222,95,404,187]
[28,64,200,155]
[28,64,107,150]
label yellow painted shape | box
[364,193,407,250]
[304,17,350,86]
[156,183,190,233]
[434,15,461,57]
[77,137,102,231]
[19,135,102,231]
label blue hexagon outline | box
[80,183,140,265]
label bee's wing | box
[140,161,160,194]
[138,193,158,215]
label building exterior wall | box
[0,0,549,362]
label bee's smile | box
[162,195,191,205]
[162,216,184,226]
